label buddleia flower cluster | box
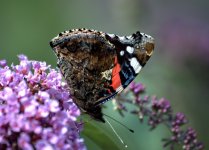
[0,55,86,150]
[114,82,204,150]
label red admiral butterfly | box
[50,28,154,122]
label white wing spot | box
[107,34,115,38]
[130,57,142,73]
[120,50,124,56]
[119,36,126,41]
[126,46,134,54]
[126,35,132,39]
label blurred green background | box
[0,0,208,149]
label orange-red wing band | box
[110,56,122,91]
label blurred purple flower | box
[129,82,145,95]
[0,55,86,150]
[159,18,209,64]
[115,81,204,150]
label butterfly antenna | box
[105,118,128,148]
[103,113,134,133]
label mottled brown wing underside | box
[50,29,117,112]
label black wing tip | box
[49,40,55,48]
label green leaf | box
[81,122,121,150]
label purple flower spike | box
[0,55,86,150]
[114,81,204,150]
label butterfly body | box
[50,28,154,122]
